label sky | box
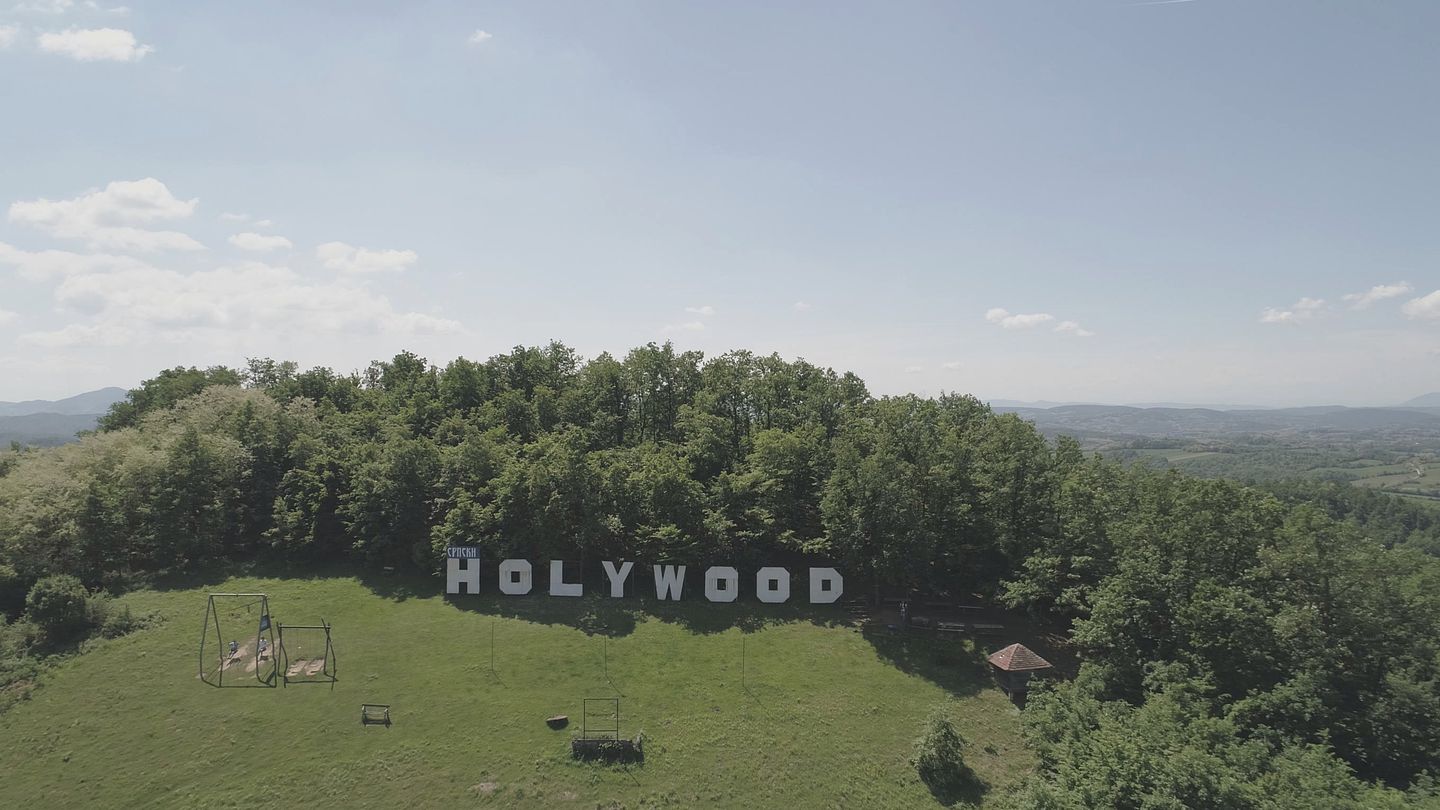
[0,0,1437,406]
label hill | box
[0,412,103,447]
[1403,392,1440,408]
[0,387,127,417]
[993,402,1440,441]
[0,387,127,447]
[0,573,1032,808]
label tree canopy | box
[2,343,1438,803]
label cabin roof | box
[986,643,1053,672]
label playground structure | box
[572,697,643,762]
[279,620,336,685]
[198,593,277,687]
[360,703,391,726]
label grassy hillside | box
[0,572,1033,808]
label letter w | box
[652,565,686,601]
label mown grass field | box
[0,571,1033,808]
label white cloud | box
[37,27,152,61]
[0,24,19,48]
[21,260,462,347]
[1054,321,1095,337]
[1343,282,1412,309]
[1259,297,1326,325]
[985,307,1054,329]
[0,240,152,280]
[904,365,923,374]
[220,213,273,227]
[1402,290,1440,320]
[793,301,812,312]
[467,29,492,45]
[228,232,292,252]
[315,241,417,274]
[13,0,73,12]
[8,178,203,252]
[19,322,132,348]
[941,360,962,370]
[0,309,17,326]
[684,305,715,316]
[662,321,705,333]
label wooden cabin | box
[986,643,1052,698]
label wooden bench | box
[936,622,966,635]
[360,703,391,726]
[970,623,1005,636]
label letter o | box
[755,567,791,604]
[498,559,532,596]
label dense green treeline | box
[2,343,1438,804]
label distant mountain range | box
[987,399,1276,411]
[4,387,1440,449]
[0,387,127,447]
[990,400,1440,443]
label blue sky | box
[0,0,1436,404]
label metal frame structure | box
[581,697,621,740]
[278,620,336,685]
[198,593,277,687]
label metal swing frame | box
[278,619,337,684]
[198,593,277,687]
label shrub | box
[912,707,975,798]
[24,575,92,641]
[100,603,155,638]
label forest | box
[2,343,1438,807]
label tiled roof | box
[986,643,1053,672]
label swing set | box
[278,620,337,684]
[198,593,277,687]
[198,593,337,687]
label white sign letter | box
[756,567,791,604]
[498,559,532,596]
[549,560,582,597]
[704,566,739,603]
[653,565,687,601]
[809,567,843,604]
[602,560,634,598]
[446,556,482,595]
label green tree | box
[24,574,91,640]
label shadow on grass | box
[922,768,990,807]
[861,625,990,699]
[348,564,858,639]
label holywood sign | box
[445,547,844,604]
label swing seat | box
[361,704,391,726]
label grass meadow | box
[0,570,1034,808]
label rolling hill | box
[0,387,126,447]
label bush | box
[99,603,155,638]
[24,575,92,641]
[912,708,976,799]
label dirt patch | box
[285,658,328,677]
[471,782,499,796]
